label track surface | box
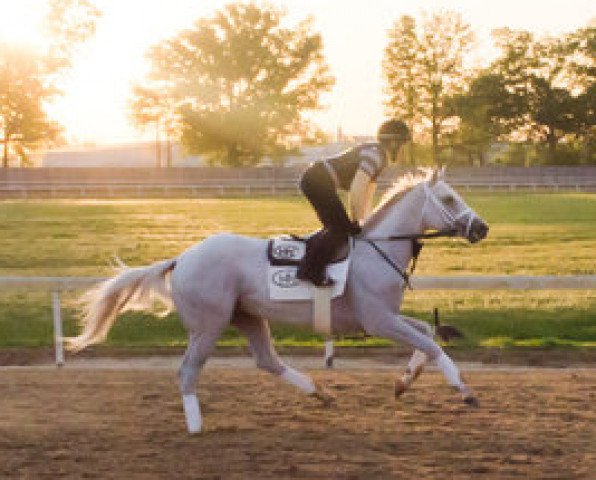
[0,364,594,479]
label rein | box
[357,229,458,290]
[361,229,458,242]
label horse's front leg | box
[363,312,478,406]
[393,315,434,397]
[395,349,427,397]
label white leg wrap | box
[435,352,463,388]
[182,394,202,434]
[408,350,427,372]
[281,367,317,394]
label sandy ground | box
[0,362,594,479]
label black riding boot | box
[296,229,346,287]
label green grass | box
[0,193,594,348]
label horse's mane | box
[364,168,433,229]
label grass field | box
[0,192,594,348]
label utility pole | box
[155,118,161,168]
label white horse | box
[66,168,489,433]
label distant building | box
[42,142,204,168]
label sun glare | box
[0,0,47,50]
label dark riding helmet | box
[377,119,411,145]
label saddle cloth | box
[267,235,350,301]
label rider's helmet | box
[377,119,411,146]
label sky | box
[1,0,594,146]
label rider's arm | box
[349,169,377,222]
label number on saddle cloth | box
[267,235,307,266]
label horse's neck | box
[364,186,424,239]
[358,187,425,269]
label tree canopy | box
[487,27,594,163]
[384,18,594,166]
[0,0,100,167]
[0,45,61,167]
[131,2,334,166]
[383,11,475,165]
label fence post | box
[52,290,65,367]
[325,339,334,368]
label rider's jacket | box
[324,142,387,190]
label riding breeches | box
[298,162,352,283]
[299,161,353,235]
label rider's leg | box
[298,164,353,286]
[298,228,347,286]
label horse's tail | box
[65,258,177,352]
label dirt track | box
[0,366,594,479]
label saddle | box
[267,233,351,301]
[267,231,349,266]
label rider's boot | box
[297,229,345,287]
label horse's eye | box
[442,195,455,206]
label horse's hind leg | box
[232,313,333,404]
[179,329,222,433]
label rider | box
[297,119,411,286]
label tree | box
[491,27,595,163]
[130,85,178,167]
[563,26,595,95]
[563,26,595,162]
[383,15,422,165]
[0,45,61,167]
[383,11,475,165]
[418,12,475,165]
[445,73,512,165]
[44,0,102,75]
[131,2,334,166]
[0,0,100,167]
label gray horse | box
[67,168,489,433]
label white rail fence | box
[1,166,595,197]
[1,177,594,198]
[2,275,595,367]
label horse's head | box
[421,167,489,243]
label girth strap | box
[312,285,332,336]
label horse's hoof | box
[463,395,480,407]
[394,379,407,398]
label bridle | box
[422,182,476,239]
[357,180,477,289]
